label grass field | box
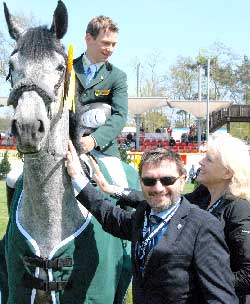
[0,180,8,239]
[0,180,194,304]
[183,182,196,194]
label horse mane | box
[69,111,77,141]
[16,26,66,60]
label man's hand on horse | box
[80,135,95,153]
[66,140,84,179]
[89,156,121,195]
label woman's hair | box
[138,148,187,177]
[207,133,250,199]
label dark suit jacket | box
[77,183,238,304]
[73,55,128,157]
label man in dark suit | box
[73,15,127,158]
[66,143,238,304]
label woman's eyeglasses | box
[141,176,180,187]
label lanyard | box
[140,202,180,257]
[207,197,224,213]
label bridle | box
[6,51,70,159]
[7,49,68,121]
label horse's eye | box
[56,64,65,72]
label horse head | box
[4,1,68,154]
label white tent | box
[128,97,231,118]
[128,97,232,149]
[128,97,168,115]
[166,100,232,119]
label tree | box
[196,53,236,101]
[164,56,199,127]
[235,56,250,104]
[132,51,167,97]
[141,110,170,132]
[166,56,199,100]
[165,42,247,107]
[175,110,189,127]
[129,42,250,130]
[129,51,172,133]
[0,151,11,178]
[196,42,240,102]
[230,122,250,140]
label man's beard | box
[147,189,181,213]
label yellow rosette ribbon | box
[64,44,75,112]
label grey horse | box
[2,1,140,303]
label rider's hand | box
[80,135,95,153]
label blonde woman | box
[194,133,250,304]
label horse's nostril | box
[38,120,44,133]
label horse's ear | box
[3,2,25,40]
[50,0,68,39]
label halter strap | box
[23,274,72,292]
[23,255,72,270]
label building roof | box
[128,97,232,118]
[128,97,168,115]
[167,100,232,118]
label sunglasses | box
[141,176,180,187]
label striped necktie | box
[147,215,162,249]
[137,215,162,272]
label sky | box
[1,0,250,97]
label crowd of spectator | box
[0,134,15,147]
